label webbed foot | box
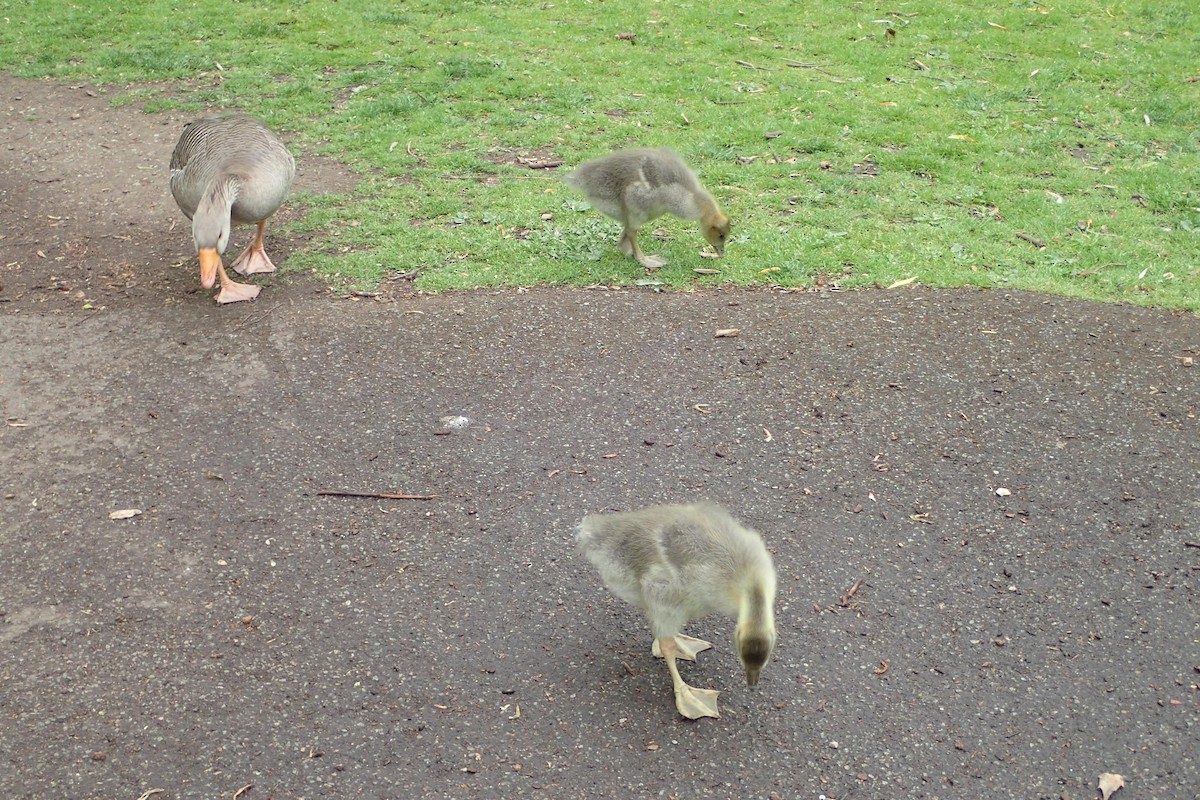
[653,635,713,662]
[215,279,261,304]
[674,684,721,719]
[231,245,278,276]
[231,221,279,275]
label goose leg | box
[619,226,666,271]
[215,261,261,304]
[657,636,720,719]
[652,635,713,662]
[231,221,279,276]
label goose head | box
[191,193,233,290]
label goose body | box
[576,502,776,719]
[169,115,295,304]
[565,148,730,270]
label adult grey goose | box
[169,115,295,304]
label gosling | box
[565,148,730,270]
[576,502,776,719]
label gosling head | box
[735,622,776,688]
[702,212,731,257]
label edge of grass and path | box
[2,1,1197,310]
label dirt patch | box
[0,75,359,312]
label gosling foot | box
[674,683,721,720]
[653,635,713,662]
[637,253,667,271]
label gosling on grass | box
[564,148,730,270]
[576,502,776,720]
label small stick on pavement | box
[231,302,283,331]
[233,785,253,800]
[317,490,436,500]
[839,577,864,607]
[136,791,164,800]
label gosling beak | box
[744,664,763,688]
[198,247,222,290]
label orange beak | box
[198,248,221,290]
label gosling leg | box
[657,636,720,719]
[619,226,666,271]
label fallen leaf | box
[887,276,918,289]
[693,267,721,274]
[108,509,142,520]
[758,266,781,274]
[948,134,977,142]
[1098,772,1125,800]
[714,328,741,338]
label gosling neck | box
[737,576,775,632]
[693,189,722,225]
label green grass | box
[2,1,1198,309]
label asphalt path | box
[2,285,1197,799]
